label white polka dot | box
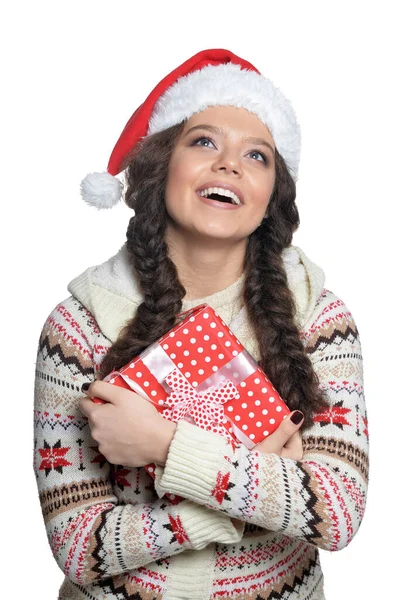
[211,344,217,350]
[144,381,150,387]
[269,418,276,424]
[235,415,241,421]
[229,427,233,433]
[183,329,189,334]
[248,391,253,397]
[191,359,197,366]
[262,409,268,415]
[176,341,182,347]
[242,424,248,430]
[249,412,254,418]
[262,387,268,393]
[183,350,190,356]
[110,378,115,383]
[204,334,210,341]
[151,391,157,397]
[210,322,216,328]
[170,494,175,500]
[218,353,224,360]
[276,406,282,412]
[249,433,255,440]
[129,363,135,369]
[203,313,209,319]
[158,400,164,405]
[212,366,218,372]
[205,356,211,362]
[198,347,203,353]
[136,372,142,378]
[218,332,224,338]
[196,325,203,331]
[198,369,204,375]
[190,338,196,344]
[233,372,239,378]
[170,332,175,338]
[232,350,238,356]
[256,421,262,427]
[269,397,275,403]
[178,362,183,368]
[170,353,176,359]
[192,381,198,387]
[241,403,247,409]
[189,317,195,322]
[263,430,269,436]
[185,372,191,378]
[240,382,247,388]
[148,466,154,472]
[227,406,233,412]
[225,341,231,347]
[254,378,260,384]
[255,400,261,406]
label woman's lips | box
[196,192,242,210]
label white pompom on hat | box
[80,48,301,209]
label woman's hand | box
[79,380,176,467]
[251,410,304,460]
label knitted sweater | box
[33,243,368,600]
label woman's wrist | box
[154,418,177,466]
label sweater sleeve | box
[33,299,244,586]
[155,290,369,552]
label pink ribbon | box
[162,369,240,437]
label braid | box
[98,124,185,378]
[244,151,329,428]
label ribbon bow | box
[162,369,240,437]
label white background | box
[1,1,397,598]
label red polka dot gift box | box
[92,304,290,497]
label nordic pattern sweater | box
[33,244,368,600]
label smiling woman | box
[33,48,368,600]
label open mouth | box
[197,187,242,205]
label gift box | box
[93,304,290,500]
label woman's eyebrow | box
[184,124,275,154]
[184,124,220,136]
[244,137,275,154]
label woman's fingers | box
[252,410,304,456]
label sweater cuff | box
[155,420,229,503]
[176,500,244,549]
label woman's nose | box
[211,150,242,176]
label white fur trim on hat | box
[80,172,124,209]
[148,63,301,180]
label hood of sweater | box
[67,243,325,350]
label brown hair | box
[99,122,329,428]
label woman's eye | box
[192,136,216,148]
[248,150,268,163]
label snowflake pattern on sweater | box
[33,286,368,600]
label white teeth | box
[198,187,242,205]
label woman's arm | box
[154,290,369,552]
[33,299,243,586]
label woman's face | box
[164,106,276,244]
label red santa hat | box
[81,48,301,209]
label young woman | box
[33,49,368,599]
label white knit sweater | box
[33,243,368,599]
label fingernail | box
[290,410,304,425]
[81,382,90,392]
